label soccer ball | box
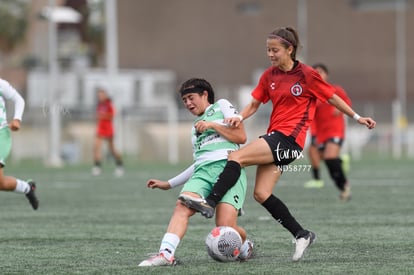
[205,226,242,262]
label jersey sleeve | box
[216,99,239,119]
[0,79,25,121]
[168,164,195,188]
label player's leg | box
[0,128,38,209]
[140,167,213,267]
[304,141,324,188]
[254,163,315,261]
[138,192,197,267]
[92,135,103,175]
[107,137,124,177]
[323,140,350,200]
[216,203,245,240]
[215,172,253,261]
[215,203,254,261]
[0,170,39,210]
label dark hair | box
[312,63,329,74]
[179,78,215,104]
[268,27,300,60]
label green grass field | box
[1,156,413,274]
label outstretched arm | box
[224,97,261,127]
[328,94,376,129]
[0,79,25,131]
[147,164,195,190]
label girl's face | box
[181,91,209,116]
[266,38,293,71]
[315,67,328,81]
[97,90,108,102]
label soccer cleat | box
[178,194,215,218]
[304,179,324,189]
[138,253,176,267]
[114,167,124,177]
[238,239,254,261]
[292,231,316,261]
[340,183,352,202]
[91,166,102,176]
[26,180,39,210]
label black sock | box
[261,194,304,238]
[325,158,346,190]
[115,159,123,167]
[94,161,101,167]
[312,168,320,180]
[206,160,241,208]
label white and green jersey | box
[192,99,240,166]
[0,78,25,129]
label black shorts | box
[260,131,304,166]
[318,137,344,151]
[310,135,317,146]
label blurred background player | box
[138,78,253,266]
[304,64,352,201]
[0,78,38,210]
[91,88,124,177]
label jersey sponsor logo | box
[270,82,276,90]
[290,82,303,96]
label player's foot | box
[238,239,254,261]
[114,167,124,177]
[26,180,39,210]
[292,230,316,261]
[178,194,214,218]
[341,153,351,175]
[340,183,352,201]
[304,179,324,188]
[138,253,176,267]
[91,166,102,176]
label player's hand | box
[9,119,21,131]
[147,179,171,190]
[358,117,376,129]
[224,116,242,128]
[194,120,213,133]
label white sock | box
[14,179,30,194]
[159,233,180,261]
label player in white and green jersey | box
[138,78,253,267]
[0,78,39,210]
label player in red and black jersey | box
[179,27,376,261]
[304,64,352,201]
[92,88,124,177]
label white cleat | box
[114,167,125,177]
[340,183,352,201]
[292,231,316,261]
[138,253,176,267]
[91,166,102,176]
[238,239,254,261]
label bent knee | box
[253,190,270,204]
[174,200,196,217]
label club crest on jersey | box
[206,108,215,116]
[290,82,303,96]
